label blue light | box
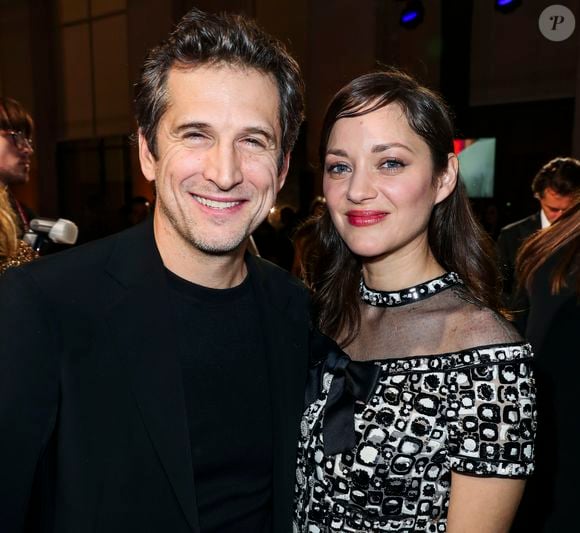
[400,0,424,29]
[494,0,521,13]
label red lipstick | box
[346,210,388,226]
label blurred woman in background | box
[0,186,36,274]
[512,199,579,532]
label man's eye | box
[184,132,207,141]
[242,137,266,148]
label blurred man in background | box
[497,156,580,313]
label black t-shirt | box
[166,268,273,532]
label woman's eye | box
[326,163,351,175]
[381,159,405,170]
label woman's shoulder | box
[439,286,524,350]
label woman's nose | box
[346,171,377,203]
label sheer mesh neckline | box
[359,271,462,307]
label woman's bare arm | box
[446,472,526,533]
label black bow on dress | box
[305,331,382,456]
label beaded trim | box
[360,271,462,307]
[0,240,38,275]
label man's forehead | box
[166,63,279,104]
[543,187,570,200]
[541,187,574,207]
[163,64,281,132]
[171,60,274,79]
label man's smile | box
[191,194,244,210]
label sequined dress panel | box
[293,274,536,533]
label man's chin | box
[190,235,248,257]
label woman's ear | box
[435,153,459,204]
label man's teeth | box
[193,195,240,209]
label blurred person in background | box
[0,97,35,236]
[511,198,579,533]
[120,195,153,228]
[308,195,327,218]
[252,204,297,270]
[290,196,326,280]
[497,157,579,317]
[0,186,37,274]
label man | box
[0,97,35,235]
[497,156,580,309]
[0,9,308,533]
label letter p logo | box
[539,5,576,42]
[550,15,565,31]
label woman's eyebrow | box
[371,142,414,154]
[326,148,349,157]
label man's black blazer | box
[0,220,310,533]
[496,212,542,301]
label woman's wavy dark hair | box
[304,69,502,344]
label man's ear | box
[276,152,291,192]
[138,131,157,183]
[435,153,459,204]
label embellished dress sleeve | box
[0,240,38,275]
[446,342,536,478]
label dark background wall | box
[1,0,578,239]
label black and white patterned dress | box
[294,273,536,532]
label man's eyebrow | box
[371,142,414,154]
[241,126,277,144]
[174,121,211,133]
[173,123,277,144]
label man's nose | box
[20,140,33,155]
[204,143,243,190]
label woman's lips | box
[346,210,388,226]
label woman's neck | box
[362,244,445,292]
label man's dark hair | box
[0,97,33,138]
[532,157,580,197]
[134,8,304,169]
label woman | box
[293,70,536,532]
[511,199,578,532]
[0,186,37,274]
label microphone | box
[27,218,79,246]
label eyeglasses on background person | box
[0,129,33,151]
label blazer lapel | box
[248,257,309,532]
[105,221,199,532]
